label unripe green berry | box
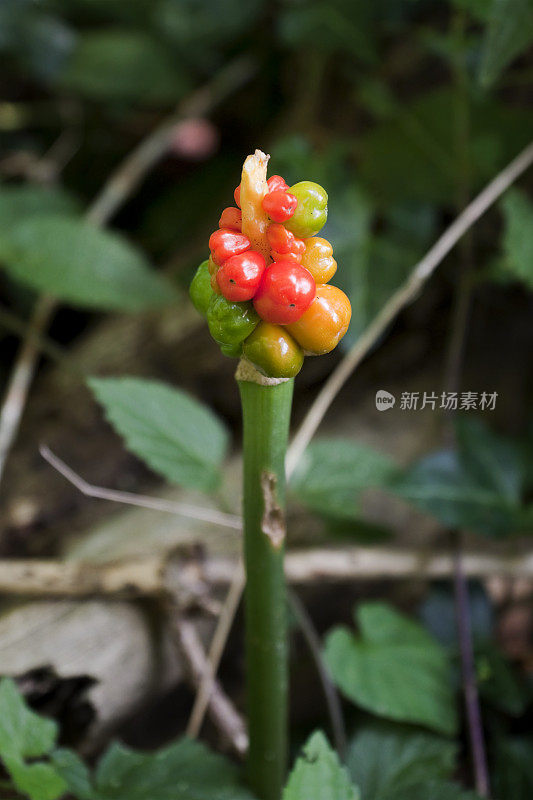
[284,181,328,238]
[189,259,214,315]
[220,342,243,358]
[207,295,259,347]
[243,321,303,378]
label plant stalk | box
[238,364,293,800]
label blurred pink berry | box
[169,118,219,160]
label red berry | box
[262,190,298,223]
[234,185,241,208]
[267,174,289,193]
[209,228,250,266]
[267,223,305,257]
[271,249,302,263]
[219,206,242,231]
[217,251,266,302]
[253,260,316,324]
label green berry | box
[189,259,214,315]
[243,321,303,378]
[284,181,328,239]
[207,294,259,347]
[220,341,243,358]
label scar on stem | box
[260,471,285,548]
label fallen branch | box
[186,566,245,740]
[0,546,531,599]
[0,556,166,598]
[170,613,248,756]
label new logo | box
[375,390,396,411]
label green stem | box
[238,362,294,800]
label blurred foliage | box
[282,731,358,800]
[89,377,229,490]
[390,417,532,535]
[499,189,533,288]
[0,678,256,800]
[290,438,396,521]
[346,721,458,800]
[0,678,67,800]
[324,602,458,735]
[0,216,175,311]
[492,736,533,800]
[60,30,190,104]
[478,0,533,86]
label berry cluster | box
[189,168,351,379]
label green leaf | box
[0,185,79,231]
[457,416,524,501]
[55,739,255,800]
[324,603,458,735]
[5,757,67,800]
[347,721,457,800]
[499,189,533,289]
[89,377,229,490]
[0,216,175,311]
[52,748,93,799]
[0,678,57,760]
[389,449,521,536]
[479,0,533,87]
[61,30,189,104]
[283,731,358,800]
[290,439,395,521]
[390,419,527,536]
[0,679,66,800]
[93,739,254,800]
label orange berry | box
[300,237,337,283]
[286,284,351,355]
[208,255,218,275]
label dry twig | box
[186,566,245,739]
[170,612,248,756]
[40,445,241,530]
